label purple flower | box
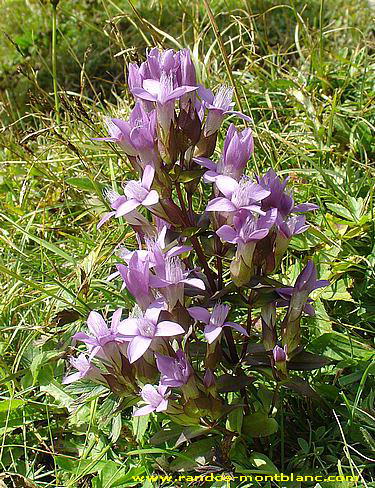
[278,214,309,239]
[203,369,216,388]
[276,261,329,317]
[273,345,287,363]
[156,349,192,387]
[199,85,251,136]
[73,309,125,360]
[117,253,155,311]
[62,353,104,385]
[206,176,270,216]
[258,170,319,220]
[115,165,159,216]
[187,303,248,344]
[133,384,170,416]
[92,104,159,167]
[118,300,185,363]
[176,49,197,87]
[217,209,277,269]
[195,124,254,182]
[132,72,197,133]
[149,256,205,310]
[97,188,153,230]
[217,209,277,246]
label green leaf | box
[297,437,310,454]
[132,413,150,442]
[226,399,243,434]
[321,277,354,302]
[242,412,278,438]
[0,399,24,413]
[249,452,279,473]
[308,332,374,361]
[66,177,100,192]
[325,203,354,221]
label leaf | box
[30,351,61,385]
[321,277,354,302]
[178,169,204,183]
[169,437,217,471]
[132,413,150,442]
[226,400,243,434]
[325,203,354,221]
[242,412,278,438]
[111,413,122,443]
[66,177,99,192]
[308,332,374,361]
[249,452,279,473]
[0,399,24,413]
[287,351,331,371]
[217,374,255,393]
[298,437,310,454]
[283,378,320,399]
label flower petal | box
[187,306,210,324]
[97,211,116,229]
[155,321,185,337]
[225,321,249,337]
[127,336,152,363]
[204,324,222,344]
[115,199,140,217]
[206,197,237,212]
[87,311,108,337]
[155,399,168,412]
[133,405,155,416]
[141,165,155,191]
[193,156,216,171]
[142,189,159,207]
[132,87,158,102]
[215,175,238,198]
[117,318,139,337]
[216,225,237,243]
[182,278,206,290]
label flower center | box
[138,318,156,337]
[210,304,230,328]
[165,257,184,284]
[232,179,252,208]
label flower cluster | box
[64,47,328,422]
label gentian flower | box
[187,303,248,343]
[118,300,185,363]
[199,85,251,136]
[133,384,170,416]
[92,103,159,167]
[117,253,155,311]
[217,209,277,269]
[195,124,254,182]
[115,165,159,216]
[73,309,125,361]
[97,188,154,230]
[276,260,329,317]
[206,176,270,216]
[273,344,287,363]
[150,256,205,310]
[156,349,192,387]
[258,169,318,220]
[132,72,197,133]
[62,353,104,385]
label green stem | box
[51,3,60,124]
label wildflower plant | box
[64,48,329,441]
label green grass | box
[0,0,374,486]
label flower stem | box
[51,2,60,124]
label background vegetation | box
[0,0,374,486]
